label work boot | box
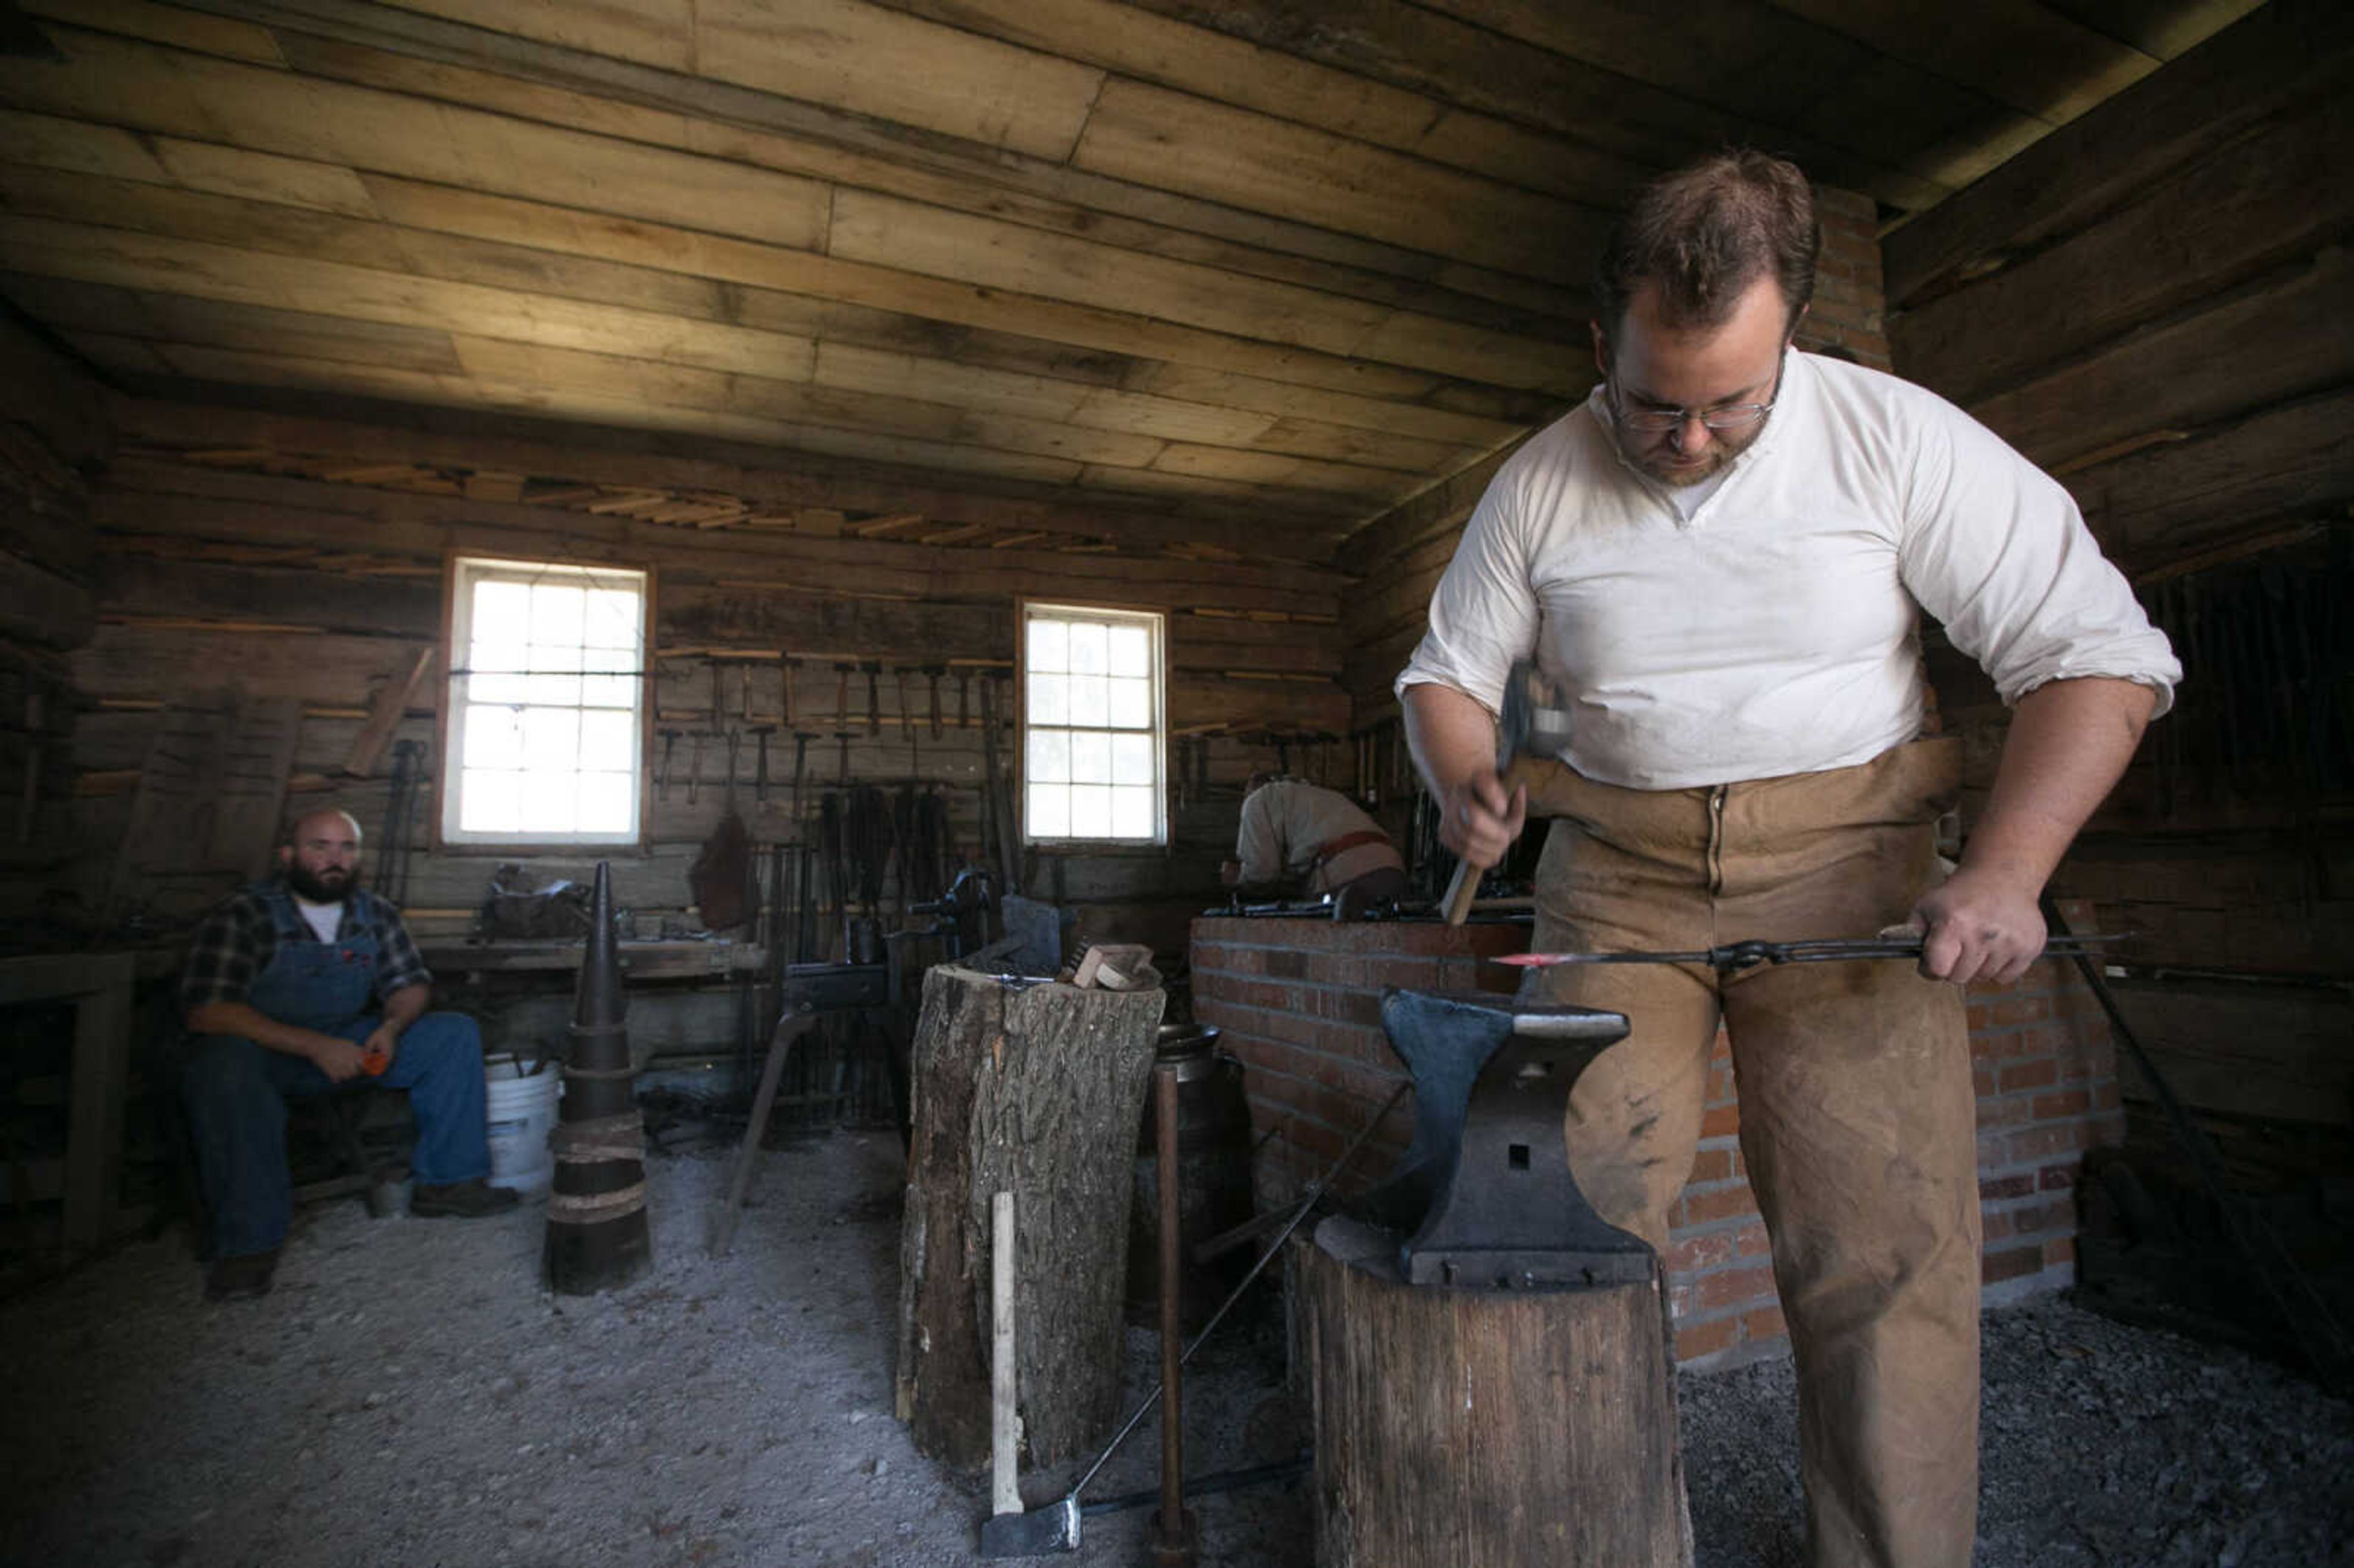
[204,1247,279,1302]
[411,1178,522,1219]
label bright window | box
[1021,602,1164,845]
[442,556,649,847]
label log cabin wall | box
[0,312,109,931]
[39,389,1352,1049]
[1883,6,2354,1193]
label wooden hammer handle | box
[1441,854,1482,926]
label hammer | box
[1439,659,1571,925]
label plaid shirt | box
[180,881,433,1016]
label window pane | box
[1029,672,1067,726]
[531,642,587,673]
[1112,785,1154,839]
[1027,618,1067,673]
[577,771,633,833]
[1069,785,1111,838]
[474,580,530,634]
[1068,675,1108,728]
[468,671,530,706]
[1067,620,1108,676]
[1108,677,1152,729]
[584,588,639,651]
[524,673,581,708]
[1028,728,1070,783]
[1029,782,1068,838]
[580,672,635,709]
[521,707,580,772]
[1108,624,1149,677]
[1070,730,1110,784]
[579,709,635,767]
[530,582,585,646]
[1111,733,1154,785]
[518,778,576,834]
[460,769,523,832]
[463,705,524,770]
[471,640,530,674]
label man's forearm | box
[1961,676,2158,894]
[379,983,430,1035]
[1401,682,1499,799]
[184,1000,341,1062]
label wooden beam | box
[110,396,1352,558]
[1882,2,2354,307]
[2065,388,2354,573]
[1968,246,2354,473]
[341,642,432,776]
[1892,89,2354,406]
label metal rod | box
[1154,1062,1192,1562]
[1065,1078,1410,1506]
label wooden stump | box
[894,965,1162,1469]
[1301,1217,1691,1567]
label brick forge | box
[1190,913,2125,1372]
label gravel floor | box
[2,1127,2347,1568]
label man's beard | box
[1609,414,1768,489]
[285,862,359,903]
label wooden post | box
[895,964,1162,1469]
[1300,1216,1691,1567]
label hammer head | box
[977,1495,1081,1556]
[1494,658,1572,771]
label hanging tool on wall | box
[925,665,945,739]
[376,739,424,909]
[835,661,855,731]
[657,728,682,802]
[687,731,706,806]
[863,660,883,736]
[750,724,775,804]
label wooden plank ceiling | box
[0,0,2261,565]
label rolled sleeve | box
[1898,406,2181,715]
[179,897,266,1015]
[1393,469,1541,714]
[365,898,433,1002]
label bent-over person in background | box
[1222,772,1408,918]
[1398,151,2179,1568]
[181,809,517,1301]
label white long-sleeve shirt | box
[1396,351,2180,790]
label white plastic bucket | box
[484,1054,560,1197]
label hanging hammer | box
[863,660,883,735]
[925,665,945,739]
[750,723,777,802]
[657,728,682,802]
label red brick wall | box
[1192,908,2124,1372]
[1805,185,1892,370]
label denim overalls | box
[183,884,490,1258]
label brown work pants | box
[1514,738,1979,1568]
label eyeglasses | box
[1606,353,1785,434]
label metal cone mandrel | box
[544,859,652,1295]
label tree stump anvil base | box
[1299,987,1691,1566]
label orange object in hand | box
[361,1046,389,1076]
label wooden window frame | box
[1016,598,1168,849]
[432,552,657,855]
